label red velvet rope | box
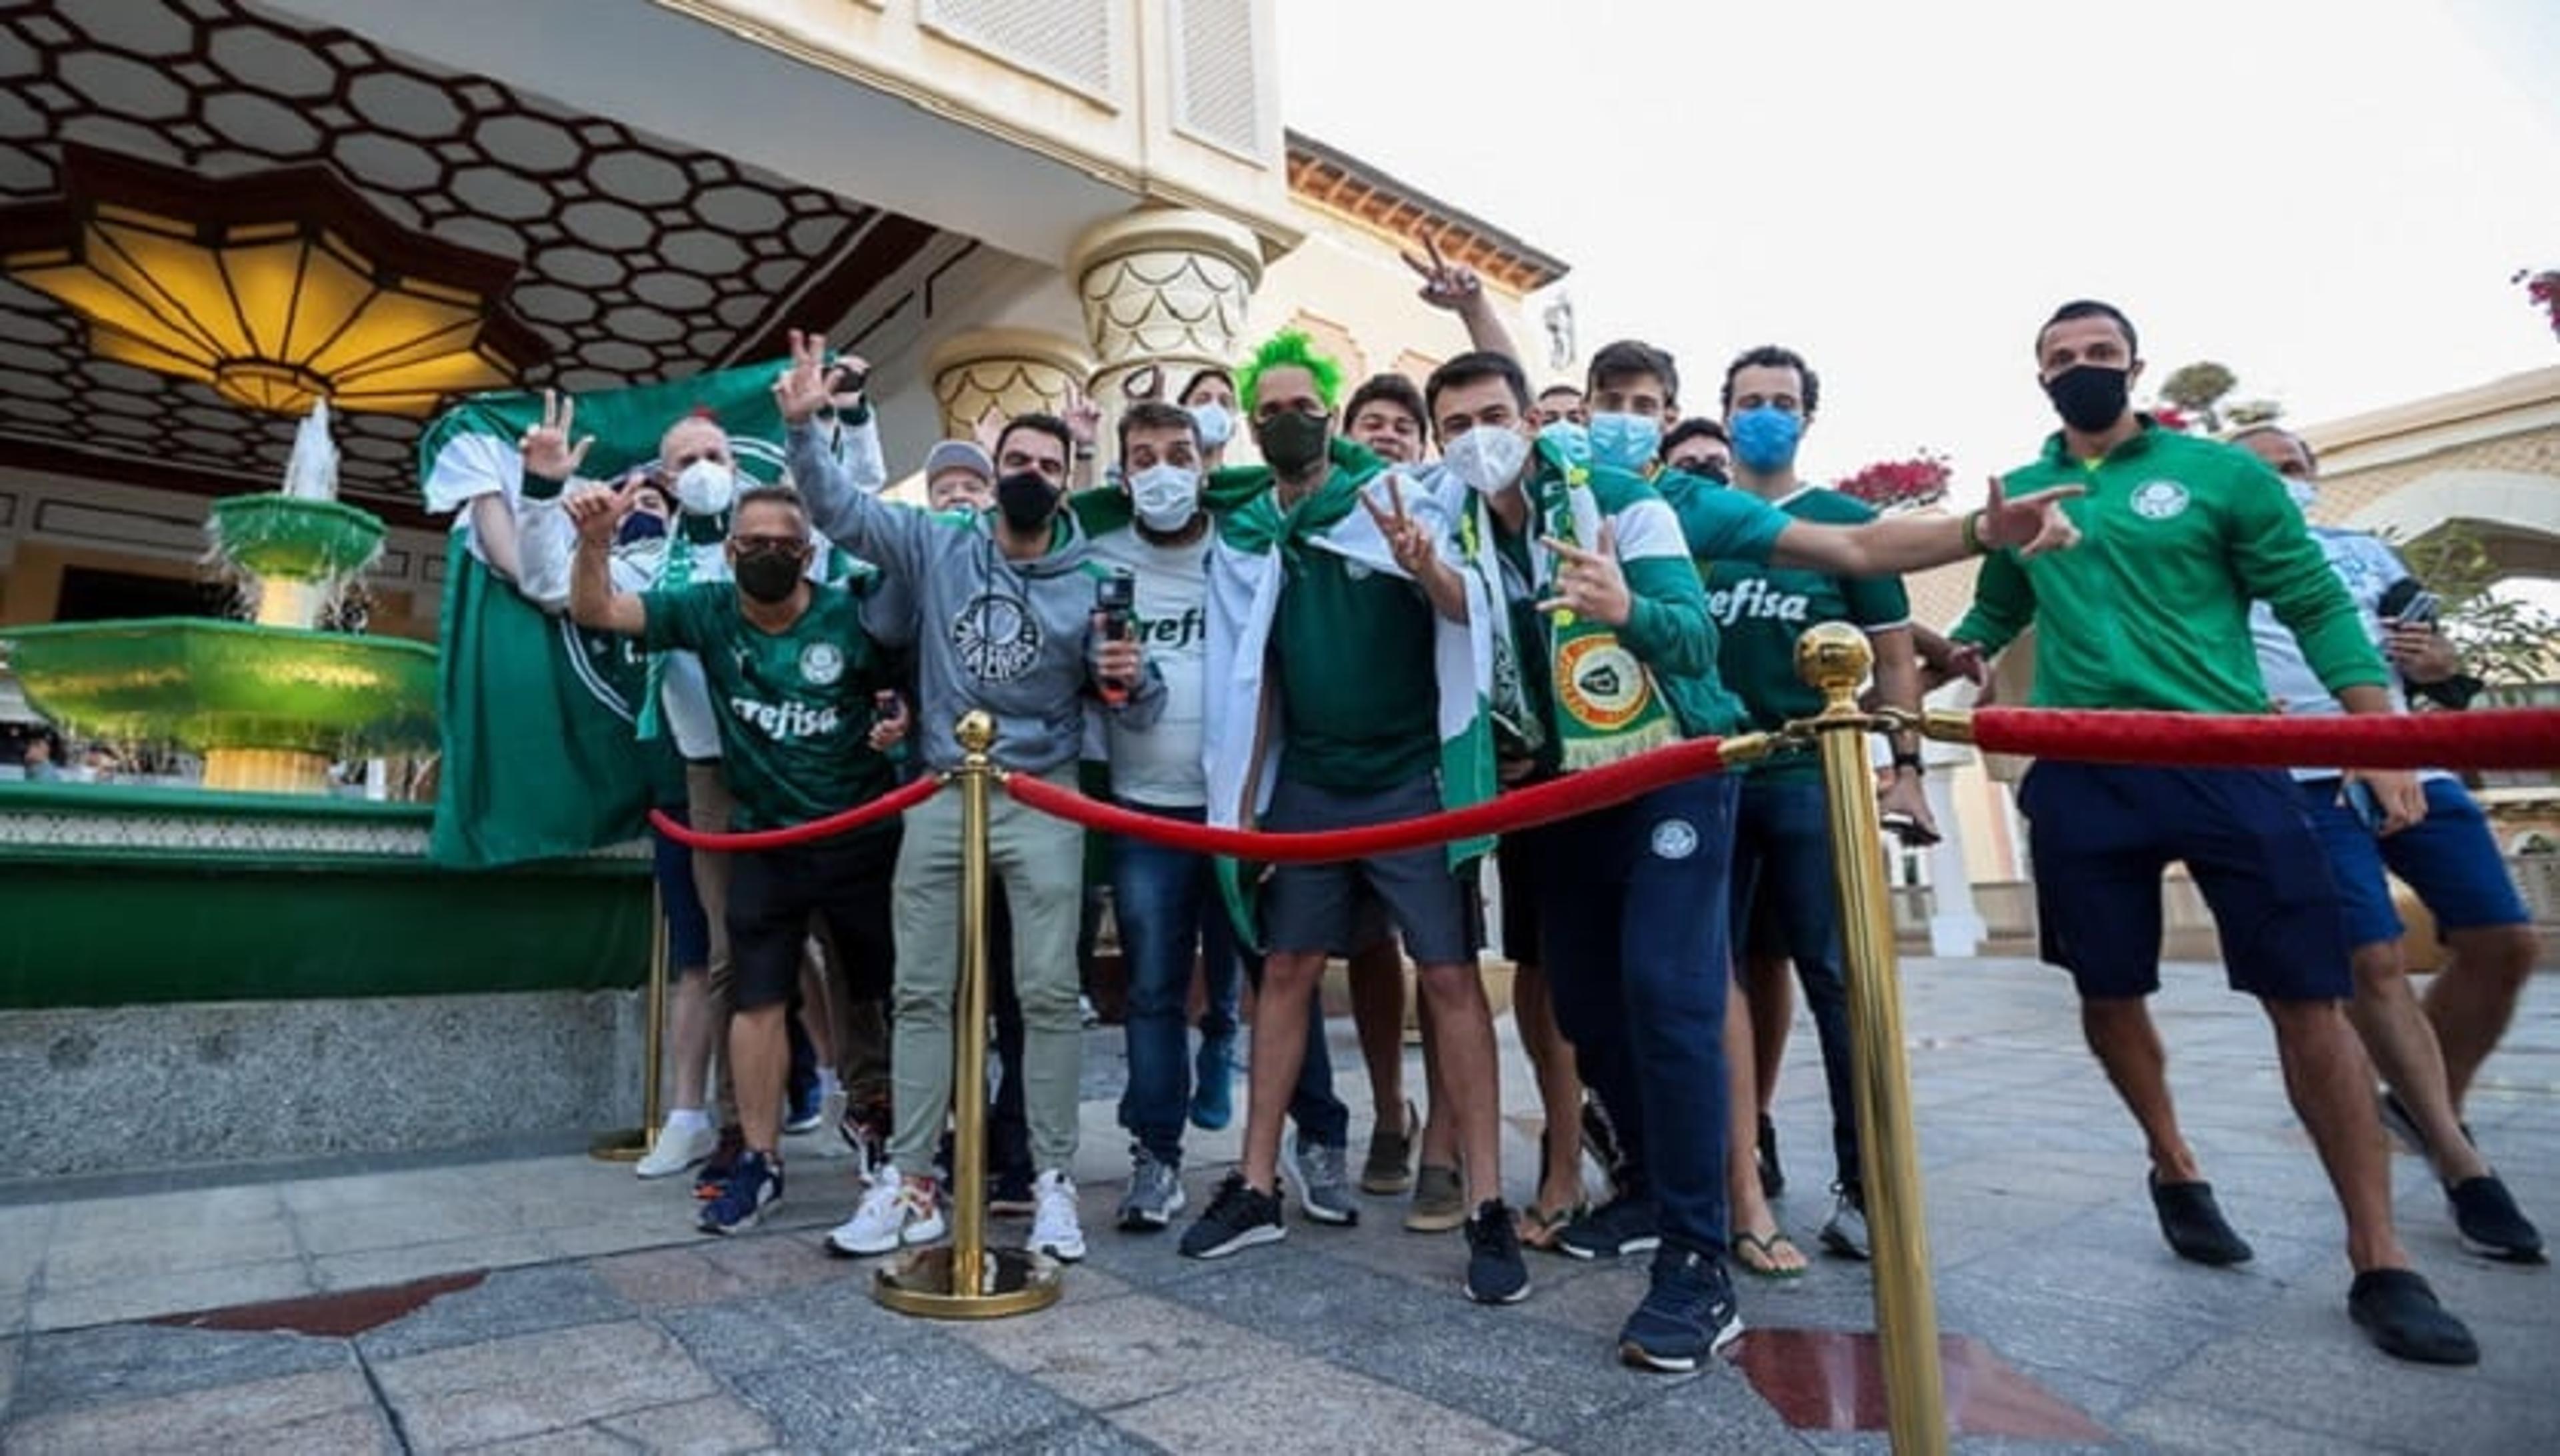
[648,773,942,852]
[1971,707,2560,771]
[1004,736,1733,862]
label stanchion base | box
[589,1127,647,1163]
[873,1245,1063,1319]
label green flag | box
[419,361,790,867]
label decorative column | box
[1066,208,1264,425]
[925,329,1095,445]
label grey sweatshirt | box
[789,422,1163,773]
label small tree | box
[2159,361,2238,432]
[2387,521,2560,693]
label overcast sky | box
[1277,0,2560,506]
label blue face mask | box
[616,511,669,546]
[1729,407,1803,474]
[1587,412,1661,473]
[1537,419,1591,467]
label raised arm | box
[565,485,647,637]
[776,330,931,579]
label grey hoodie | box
[790,423,1163,773]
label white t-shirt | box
[1089,524,1211,808]
[2249,525,2447,783]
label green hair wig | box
[1237,329,1345,415]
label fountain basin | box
[207,494,387,583]
[1,618,436,756]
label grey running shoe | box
[1118,1149,1187,1232]
[1821,1185,1871,1261]
[1289,1135,1359,1226]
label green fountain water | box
[0,403,437,795]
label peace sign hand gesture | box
[771,329,834,425]
[1536,523,1632,628]
[519,390,594,483]
[1400,231,1483,313]
[1361,473,1441,578]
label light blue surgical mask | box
[1729,407,1803,474]
[1537,419,1591,467]
[1587,412,1661,473]
[1189,401,1235,450]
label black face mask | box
[1254,410,1330,475]
[733,549,803,604]
[2042,364,2131,435]
[995,470,1059,533]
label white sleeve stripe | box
[1607,498,1687,562]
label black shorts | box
[2018,762,2349,1002]
[1495,827,1548,965]
[725,826,900,1012]
[1262,774,1478,966]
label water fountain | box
[0,403,436,794]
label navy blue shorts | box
[2017,762,2350,1002]
[2299,776,2530,949]
[651,816,713,973]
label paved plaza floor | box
[1,957,2553,1453]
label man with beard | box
[1949,299,2478,1365]
[775,331,1163,1268]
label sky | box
[1276,0,2560,509]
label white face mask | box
[673,459,737,517]
[1443,423,1530,496]
[1188,401,1235,450]
[2285,478,2317,509]
[1129,462,1202,532]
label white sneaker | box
[826,1169,946,1257]
[1031,1169,1087,1262]
[635,1117,719,1179]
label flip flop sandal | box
[1733,1230,1809,1281]
[1519,1201,1587,1252]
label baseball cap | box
[924,439,993,481]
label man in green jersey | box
[1697,345,1927,1271]
[1949,299,2477,1366]
[568,480,903,1237]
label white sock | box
[664,1107,711,1133]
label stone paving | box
[1,957,2554,1453]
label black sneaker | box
[2148,1171,2253,1266]
[2447,1175,2546,1262]
[693,1124,746,1202]
[989,1166,1036,1219]
[2347,1269,2479,1365]
[1463,1199,1531,1305]
[1619,1245,1742,1373]
[697,1151,783,1235]
[1557,1195,1661,1261]
[1756,1113,1785,1198]
[1179,1172,1285,1259]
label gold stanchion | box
[1797,622,1948,1455]
[876,711,1064,1318]
[592,881,669,1161]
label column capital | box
[924,328,1095,444]
[1066,207,1264,411]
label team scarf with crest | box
[1526,444,1678,769]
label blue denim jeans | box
[1537,776,1737,1259]
[1113,801,1346,1165]
[1731,775,1862,1195]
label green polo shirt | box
[1949,423,2385,713]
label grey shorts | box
[1262,773,1478,966]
